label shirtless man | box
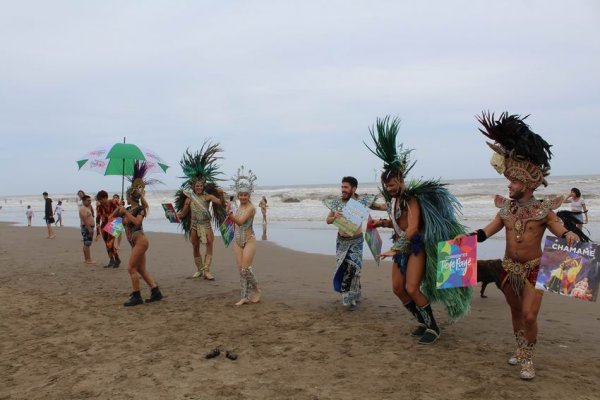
[465,112,579,380]
[79,195,96,264]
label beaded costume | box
[233,206,255,248]
[231,166,260,302]
[175,143,227,278]
[477,111,560,380]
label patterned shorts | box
[81,225,93,246]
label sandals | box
[205,347,237,360]
[205,347,221,359]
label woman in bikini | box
[113,162,163,307]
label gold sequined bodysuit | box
[234,205,255,248]
[185,189,213,243]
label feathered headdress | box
[179,141,224,187]
[365,116,415,183]
[477,111,552,189]
[231,165,257,194]
[126,161,161,201]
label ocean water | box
[1,175,598,257]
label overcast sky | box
[1,1,599,196]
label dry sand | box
[0,222,599,400]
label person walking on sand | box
[79,195,96,264]
[563,188,588,230]
[461,112,580,380]
[324,176,379,311]
[96,190,121,268]
[42,192,56,238]
[175,144,227,280]
[229,166,261,306]
[54,200,64,227]
[113,194,124,250]
[113,161,163,307]
[258,196,268,224]
[367,116,471,345]
[26,205,34,226]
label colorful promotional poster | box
[365,215,382,265]
[102,217,124,238]
[322,199,360,236]
[436,235,477,289]
[342,198,370,227]
[161,203,180,223]
[535,236,599,302]
[219,217,235,248]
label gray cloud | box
[1,1,599,195]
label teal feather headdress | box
[365,116,416,183]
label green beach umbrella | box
[77,138,169,197]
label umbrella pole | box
[121,159,125,200]
[121,136,126,200]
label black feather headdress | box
[126,161,162,200]
[477,111,552,189]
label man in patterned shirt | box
[96,190,121,268]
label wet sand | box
[0,222,599,400]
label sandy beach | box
[1,222,599,400]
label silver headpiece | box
[231,165,257,194]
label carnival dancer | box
[463,112,579,379]
[324,176,380,310]
[175,144,227,280]
[367,116,472,345]
[112,161,163,307]
[96,190,121,268]
[229,166,261,306]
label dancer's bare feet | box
[250,288,261,303]
[235,298,249,306]
[84,260,96,265]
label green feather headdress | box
[365,116,416,183]
[179,141,224,187]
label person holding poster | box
[112,161,163,307]
[367,116,471,345]
[228,166,261,306]
[464,112,579,380]
[175,144,227,280]
[324,176,379,310]
[95,190,121,268]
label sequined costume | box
[185,189,213,244]
[125,205,145,247]
[495,195,563,296]
[234,205,255,248]
[174,144,227,279]
[231,165,260,304]
[325,194,375,306]
[476,111,568,380]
